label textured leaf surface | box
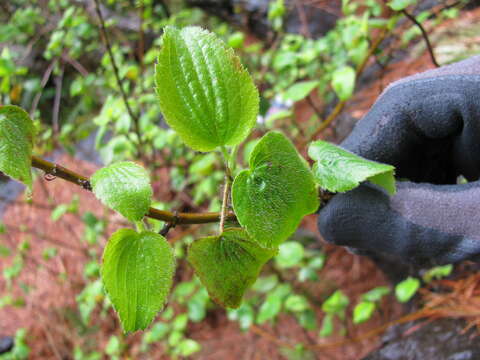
[232,132,319,248]
[91,162,152,221]
[155,26,259,152]
[187,228,276,308]
[102,229,175,332]
[0,105,34,190]
[308,140,396,195]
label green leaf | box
[331,66,356,101]
[102,229,175,332]
[0,105,35,190]
[283,81,319,102]
[257,294,282,324]
[252,274,279,293]
[275,242,305,269]
[227,303,254,330]
[187,228,276,308]
[296,309,317,330]
[308,140,396,195]
[319,313,334,337]
[388,0,417,11]
[422,264,453,283]
[228,32,245,49]
[232,132,319,248]
[178,339,202,357]
[361,286,390,302]
[155,26,259,152]
[322,290,349,315]
[144,322,170,343]
[284,295,310,312]
[91,161,152,222]
[353,301,376,324]
[395,277,420,303]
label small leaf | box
[102,229,175,332]
[284,295,310,312]
[0,105,35,190]
[322,290,349,315]
[257,294,282,324]
[353,301,376,324]
[91,161,152,222]
[275,242,305,269]
[331,66,356,101]
[227,303,255,330]
[308,140,396,194]
[422,264,453,283]
[388,0,417,11]
[178,339,202,357]
[283,81,319,102]
[319,313,334,337]
[232,132,319,248]
[395,277,420,303]
[155,26,258,152]
[361,286,390,302]
[187,228,276,308]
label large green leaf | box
[232,132,319,248]
[155,26,259,152]
[0,105,35,190]
[91,161,152,222]
[308,140,396,195]
[102,229,175,332]
[187,228,276,308]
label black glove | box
[318,56,480,265]
[0,336,13,354]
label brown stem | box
[401,9,439,68]
[219,175,231,233]
[31,155,236,225]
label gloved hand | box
[318,55,480,265]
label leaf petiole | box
[135,220,147,233]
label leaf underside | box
[91,161,153,222]
[0,105,35,190]
[232,131,319,248]
[187,228,276,308]
[102,229,175,333]
[155,26,259,152]
[308,140,396,195]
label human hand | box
[318,56,480,265]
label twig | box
[92,0,144,153]
[219,175,231,233]
[306,94,323,120]
[52,63,65,139]
[219,147,233,233]
[159,211,179,236]
[61,53,89,76]
[293,0,312,38]
[30,61,55,117]
[401,9,439,68]
[31,155,237,225]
